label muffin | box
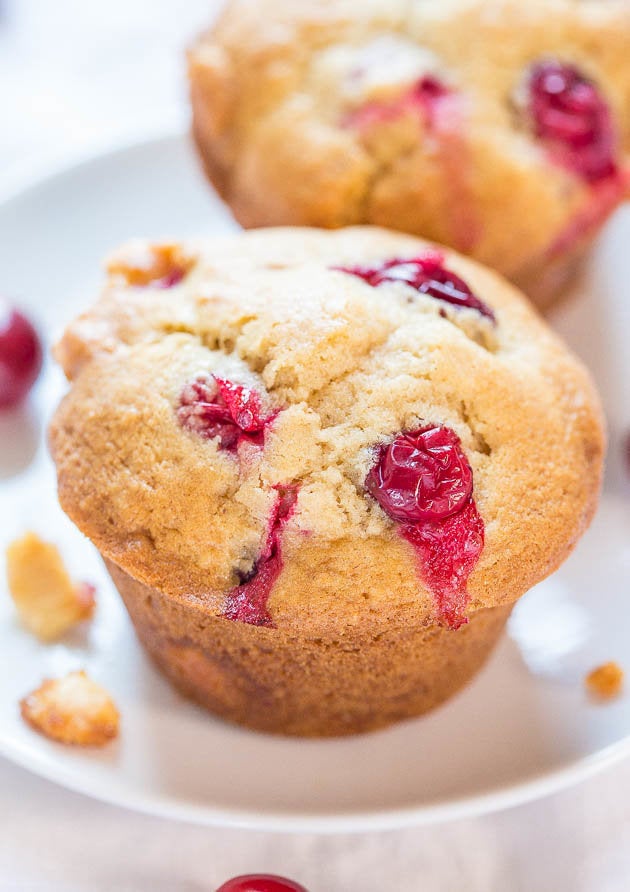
[188,0,630,306]
[50,227,604,736]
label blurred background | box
[0,0,218,176]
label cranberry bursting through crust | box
[178,374,275,451]
[335,250,495,321]
[222,485,298,627]
[176,255,491,631]
[524,59,629,263]
[337,255,488,629]
[366,426,483,630]
[344,75,479,253]
[178,374,294,626]
[344,75,455,132]
[527,60,618,184]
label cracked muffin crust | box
[188,0,630,305]
[50,227,604,734]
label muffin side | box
[108,559,511,736]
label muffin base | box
[106,559,511,737]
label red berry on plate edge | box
[216,874,309,892]
[0,302,43,408]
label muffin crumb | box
[20,671,119,746]
[585,661,624,701]
[5,532,96,641]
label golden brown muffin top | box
[50,227,604,631]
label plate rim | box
[1,130,629,833]
[1,728,629,833]
[0,124,187,209]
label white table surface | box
[1,2,629,890]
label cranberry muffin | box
[50,228,604,736]
[189,0,630,306]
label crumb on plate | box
[20,670,119,746]
[585,661,624,700]
[5,531,95,641]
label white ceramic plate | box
[0,133,629,833]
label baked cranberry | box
[155,268,186,289]
[216,876,308,892]
[336,252,495,321]
[366,425,482,628]
[344,74,454,131]
[0,303,43,408]
[342,76,479,250]
[177,375,271,450]
[214,377,268,432]
[223,487,298,627]
[224,551,280,627]
[366,426,473,523]
[527,61,617,182]
[402,500,484,629]
[410,75,453,128]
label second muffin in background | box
[188,0,630,306]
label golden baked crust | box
[188,0,630,303]
[108,559,511,736]
[50,226,604,642]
